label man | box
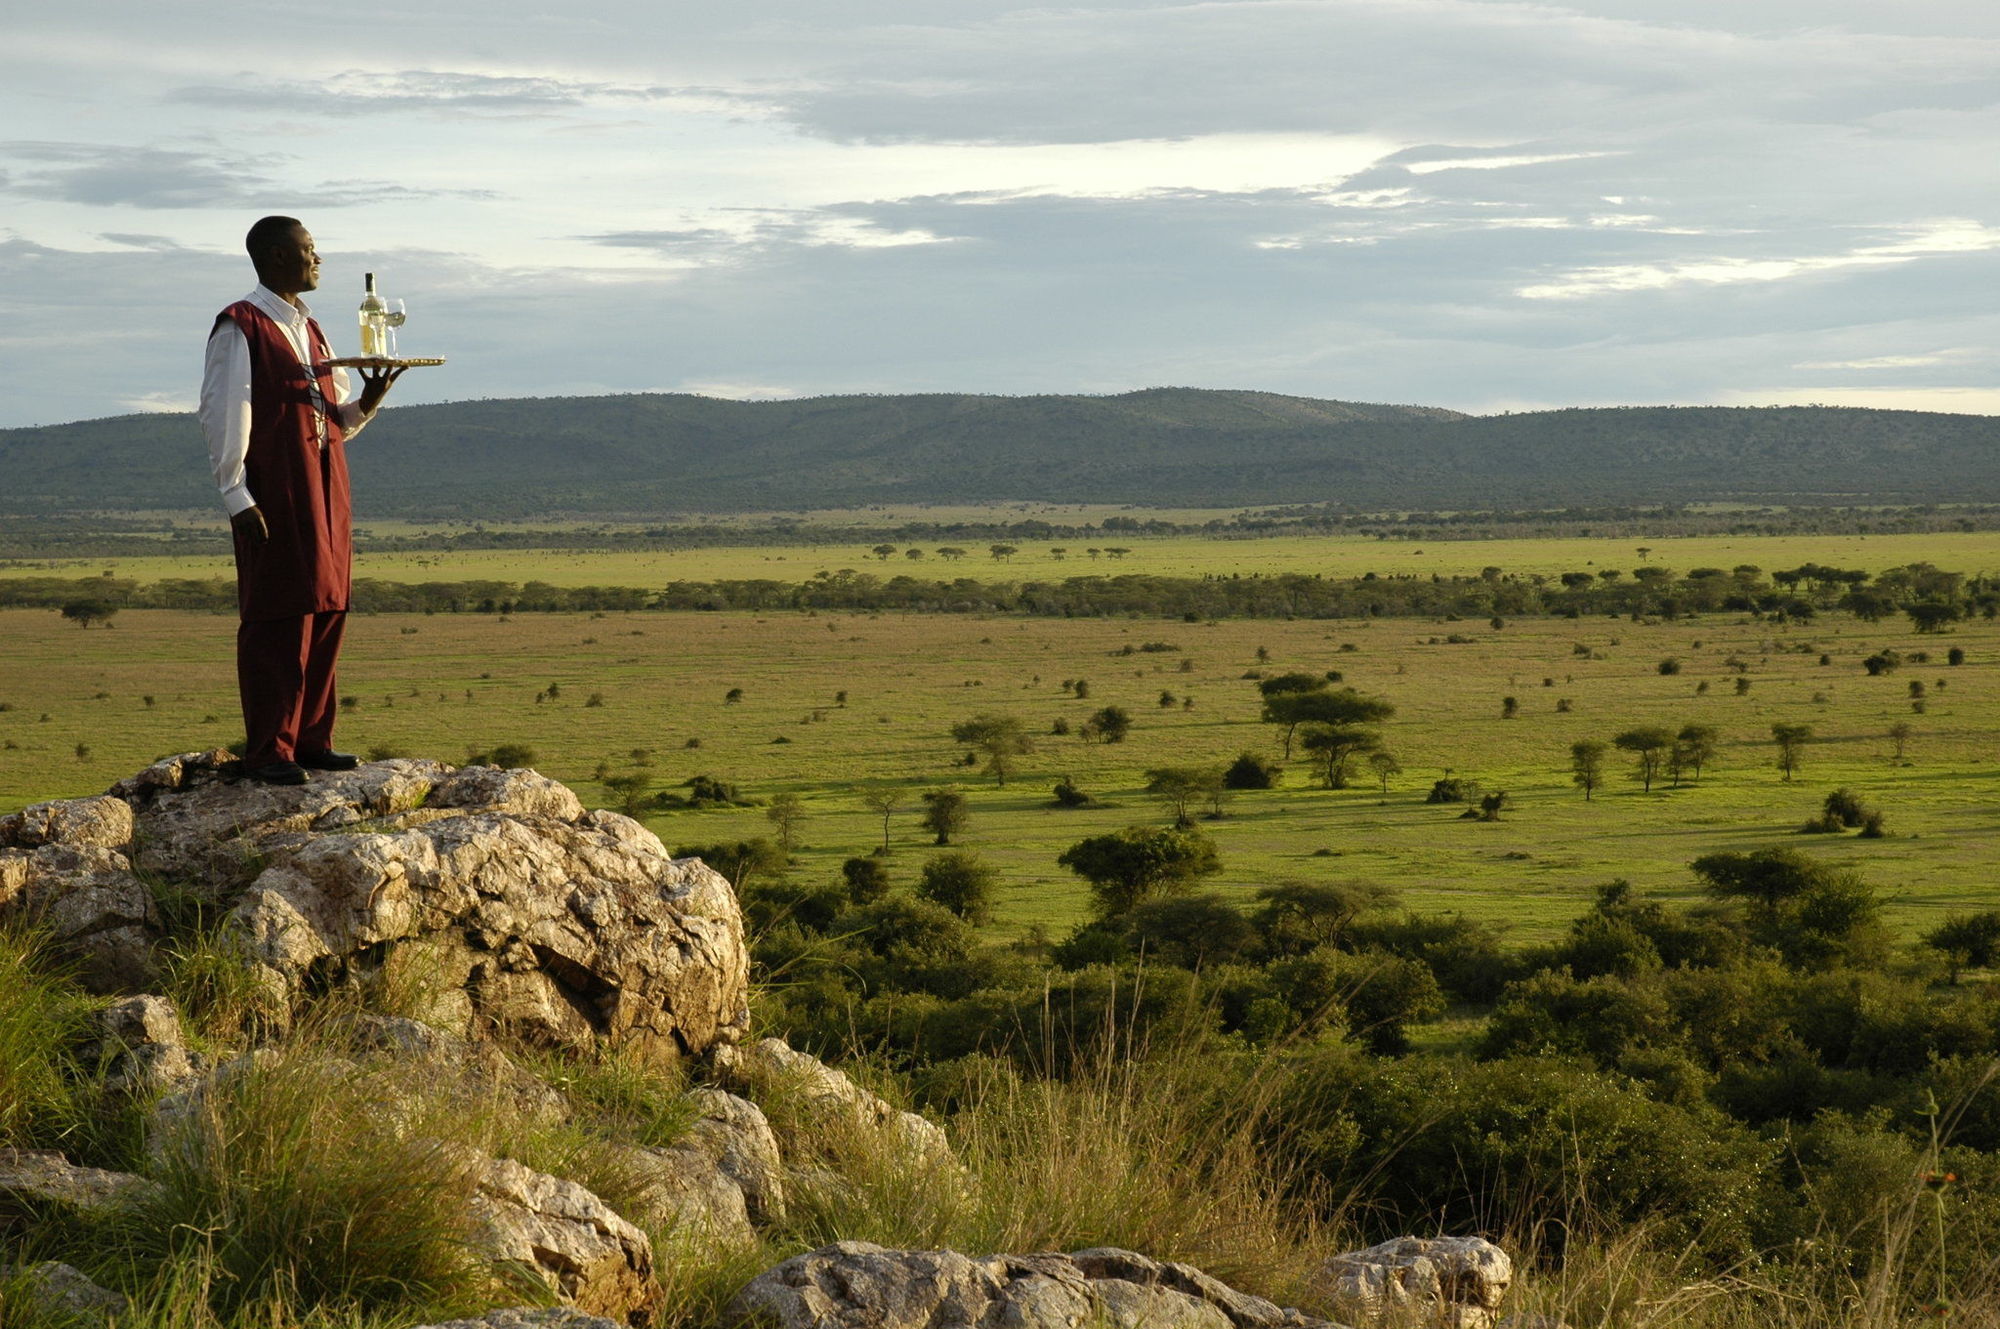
[199,216,404,784]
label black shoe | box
[297,750,361,771]
[248,761,310,785]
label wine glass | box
[384,298,408,357]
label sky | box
[2,0,1997,429]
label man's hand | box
[231,505,269,544]
[355,363,407,416]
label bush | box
[1425,777,1481,805]
[1050,776,1097,808]
[917,851,999,925]
[1222,752,1281,790]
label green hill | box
[4,387,1996,517]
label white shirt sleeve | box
[199,317,256,515]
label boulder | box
[14,752,752,1061]
[406,1312,622,1329]
[465,1153,661,1326]
[614,1089,785,1251]
[724,1241,1345,1329]
[0,794,134,853]
[89,993,204,1096]
[712,1038,952,1172]
[0,843,159,992]
[0,1150,159,1226]
[0,1261,130,1321]
[1316,1236,1513,1329]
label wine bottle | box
[358,273,388,358]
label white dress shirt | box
[199,285,371,516]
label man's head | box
[246,216,319,296]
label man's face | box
[261,225,320,295]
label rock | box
[16,752,753,1059]
[1316,1236,1513,1329]
[465,1153,661,1326]
[618,1140,754,1251]
[0,1150,159,1225]
[0,1261,130,1320]
[348,1014,568,1123]
[725,1242,1346,1329]
[712,1038,953,1172]
[614,1089,785,1251]
[406,1311,622,1329]
[0,794,134,853]
[685,1087,786,1227]
[0,843,159,992]
[89,994,204,1096]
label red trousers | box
[237,611,346,767]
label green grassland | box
[5,595,1994,948]
[7,526,2000,589]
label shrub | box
[1050,777,1097,808]
[1222,752,1281,790]
[1425,777,1480,804]
[917,851,999,925]
[1657,657,1682,675]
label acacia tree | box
[949,714,1034,786]
[60,602,116,629]
[1261,687,1394,759]
[916,850,997,925]
[1057,825,1221,916]
[764,793,806,853]
[1366,750,1402,796]
[1570,739,1608,800]
[1612,727,1674,792]
[858,787,903,852]
[1674,724,1719,784]
[1771,722,1813,782]
[920,788,970,845]
[1300,724,1379,789]
[1144,765,1225,825]
[1082,705,1132,744]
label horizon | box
[2,2,1995,431]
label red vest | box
[219,300,353,620]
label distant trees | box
[764,793,805,853]
[1770,723,1813,781]
[1366,750,1402,796]
[916,851,997,925]
[59,602,115,628]
[1672,724,1719,784]
[950,714,1033,786]
[920,788,970,845]
[1300,724,1379,789]
[1082,705,1132,744]
[1144,765,1226,825]
[1259,685,1394,759]
[858,787,903,852]
[1058,825,1221,916]
[1571,739,1608,800]
[1613,727,1674,792]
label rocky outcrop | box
[616,1088,786,1249]
[1316,1236,1513,1329]
[465,1153,662,1326]
[2,753,751,1060]
[87,994,204,1097]
[712,1037,953,1171]
[725,1241,1346,1329]
[0,1150,160,1228]
[0,842,159,993]
[0,1261,130,1321]
[407,1312,623,1329]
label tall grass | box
[0,921,98,1151]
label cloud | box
[168,69,768,121]
[1517,220,2000,300]
[0,141,490,210]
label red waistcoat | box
[219,300,353,620]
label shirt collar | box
[248,285,313,328]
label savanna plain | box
[8,524,2000,1329]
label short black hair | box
[245,215,303,263]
